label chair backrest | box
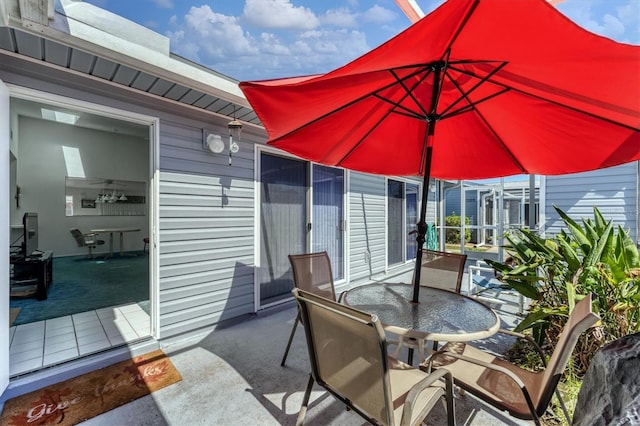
[288,252,336,301]
[536,293,600,411]
[69,229,86,247]
[418,250,467,293]
[293,289,394,425]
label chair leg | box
[281,312,301,366]
[296,374,315,426]
[554,388,571,425]
[88,245,94,259]
[444,373,456,426]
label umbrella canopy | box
[240,0,640,302]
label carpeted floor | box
[9,308,21,326]
[10,254,149,325]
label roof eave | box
[1,0,249,107]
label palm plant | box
[487,205,640,373]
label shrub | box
[445,212,471,244]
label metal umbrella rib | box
[240,0,640,305]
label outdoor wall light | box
[227,118,242,165]
[203,132,225,154]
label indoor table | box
[343,282,500,362]
[91,227,141,258]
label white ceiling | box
[11,97,149,139]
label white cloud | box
[225,28,368,81]
[556,0,639,44]
[243,0,319,30]
[150,0,173,9]
[320,8,358,28]
[600,13,626,40]
[163,2,372,81]
[614,0,640,44]
[166,5,256,69]
[361,5,397,25]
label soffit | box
[0,26,261,127]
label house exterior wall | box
[348,172,386,288]
[347,172,431,288]
[542,162,639,242]
[0,59,260,340]
[157,121,256,338]
[1,56,419,342]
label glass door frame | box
[6,84,159,338]
[385,177,422,269]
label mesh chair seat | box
[294,289,455,426]
[424,293,600,425]
[281,251,339,366]
[429,341,543,417]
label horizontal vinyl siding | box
[158,120,255,338]
[348,172,386,287]
[544,163,638,242]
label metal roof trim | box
[2,0,249,108]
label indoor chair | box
[70,228,105,259]
[423,293,600,425]
[390,250,467,362]
[281,251,342,366]
[293,289,455,426]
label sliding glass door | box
[388,179,419,266]
[312,165,344,280]
[259,153,345,307]
[259,154,308,306]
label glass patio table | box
[343,282,500,344]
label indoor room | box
[8,96,152,375]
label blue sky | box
[82,0,639,83]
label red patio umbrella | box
[240,0,640,303]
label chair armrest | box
[432,350,527,389]
[401,368,453,426]
[432,350,540,421]
[495,329,547,367]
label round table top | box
[343,283,500,342]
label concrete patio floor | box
[78,292,536,425]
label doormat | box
[0,349,181,426]
[9,308,21,326]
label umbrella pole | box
[411,145,433,303]
[412,61,442,304]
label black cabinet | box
[10,250,53,300]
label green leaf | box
[508,281,540,299]
[566,282,576,311]
[514,309,551,332]
[557,236,581,270]
[584,222,613,267]
[554,205,591,253]
[514,306,568,333]
[594,206,607,233]
[619,226,640,269]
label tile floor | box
[8,303,151,377]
